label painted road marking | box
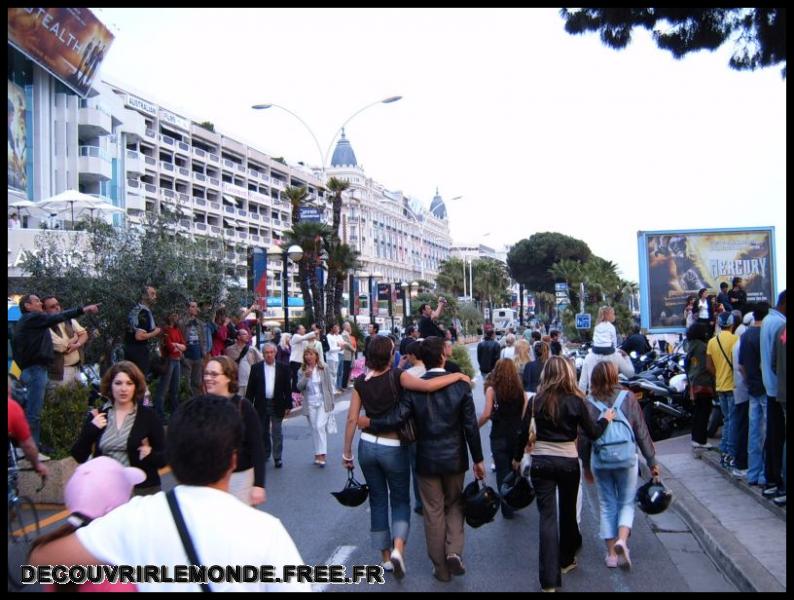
[312,545,356,592]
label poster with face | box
[8,81,27,191]
[639,228,776,332]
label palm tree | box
[283,185,309,226]
[324,240,360,324]
[436,257,466,297]
[285,221,331,326]
[474,258,510,322]
[326,177,350,237]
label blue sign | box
[575,313,592,330]
[555,282,569,292]
[299,206,323,222]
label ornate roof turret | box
[330,129,358,168]
[429,187,447,220]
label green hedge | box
[451,344,476,380]
[40,383,92,460]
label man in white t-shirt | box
[29,396,310,592]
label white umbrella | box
[36,190,105,225]
[8,199,46,219]
[74,202,126,221]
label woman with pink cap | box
[29,456,144,591]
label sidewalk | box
[648,434,786,592]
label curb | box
[642,461,785,592]
[695,448,787,520]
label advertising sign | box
[377,283,391,316]
[7,81,27,192]
[251,249,267,310]
[8,8,115,98]
[638,227,777,332]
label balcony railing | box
[193,147,206,158]
[160,134,175,145]
[193,172,206,182]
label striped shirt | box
[99,403,138,467]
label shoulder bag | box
[166,489,211,592]
[389,369,417,443]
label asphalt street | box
[16,344,737,592]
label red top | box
[8,397,31,442]
[163,325,186,359]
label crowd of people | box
[9,286,787,590]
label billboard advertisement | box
[8,8,114,98]
[638,228,776,332]
[8,81,27,191]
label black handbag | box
[331,468,369,507]
[389,369,416,442]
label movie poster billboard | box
[8,81,27,191]
[8,8,114,98]
[638,228,777,332]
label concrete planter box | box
[18,456,78,504]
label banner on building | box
[7,81,27,191]
[352,277,360,316]
[377,283,390,317]
[8,8,115,98]
[638,227,777,332]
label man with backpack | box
[225,329,263,397]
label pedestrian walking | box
[477,325,501,378]
[289,324,317,392]
[686,323,715,449]
[326,323,344,393]
[225,328,263,398]
[246,343,292,469]
[42,295,88,387]
[358,336,483,583]
[581,361,659,569]
[30,396,310,592]
[478,359,527,519]
[523,341,549,393]
[707,312,739,468]
[202,356,266,506]
[513,356,614,592]
[71,361,165,496]
[760,290,786,502]
[297,347,335,466]
[343,336,469,577]
[153,311,186,423]
[179,300,208,397]
[276,332,291,366]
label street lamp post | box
[252,96,402,179]
[400,281,409,327]
[268,244,304,332]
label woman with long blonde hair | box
[297,346,335,466]
[479,359,527,519]
[523,340,550,393]
[513,338,532,376]
[513,356,614,592]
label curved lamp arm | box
[252,103,324,173]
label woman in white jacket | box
[297,347,335,466]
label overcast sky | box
[93,8,786,290]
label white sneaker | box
[691,440,713,449]
[390,548,405,579]
[731,468,748,479]
[381,560,394,572]
[490,463,496,472]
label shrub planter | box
[18,456,78,504]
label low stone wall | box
[18,456,78,504]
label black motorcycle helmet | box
[499,470,535,510]
[331,469,369,507]
[462,479,499,527]
[636,477,673,514]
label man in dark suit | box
[246,342,293,468]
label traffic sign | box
[575,313,592,330]
[555,282,568,292]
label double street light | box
[267,244,304,332]
[251,96,402,180]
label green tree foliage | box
[19,215,229,370]
[436,257,467,298]
[560,8,786,77]
[451,344,476,380]
[474,258,511,320]
[507,232,591,294]
[197,121,215,132]
[457,302,484,336]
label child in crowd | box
[592,306,617,355]
[28,456,144,591]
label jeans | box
[592,456,639,540]
[260,412,284,462]
[717,391,736,457]
[490,435,515,517]
[747,394,767,484]
[732,402,749,470]
[21,365,48,445]
[358,438,411,552]
[531,455,581,590]
[154,358,181,421]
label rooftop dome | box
[330,129,358,168]
[429,187,447,220]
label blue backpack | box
[588,391,636,470]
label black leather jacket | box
[477,339,501,374]
[368,371,484,476]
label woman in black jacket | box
[523,341,549,393]
[513,356,613,592]
[71,361,166,495]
